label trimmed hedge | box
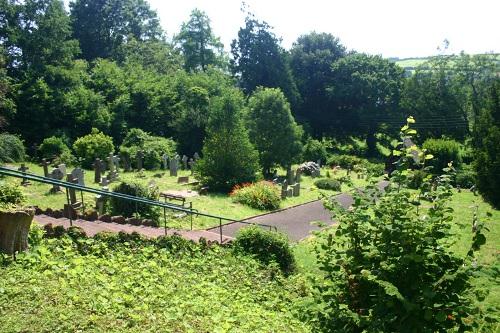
[0,133,26,163]
[233,226,295,275]
[423,138,462,173]
[314,178,341,191]
[109,181,160,223]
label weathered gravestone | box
[162,154,169,170]
[295,169,302,183]
[64,174,80,219]
[41,159,50,177]
[112,155,120,173]
[58,164,66,176]
[177,176,189,184]
[188,158,195,175]
[281,180,288,199]
[49,168,64,193]
[17,164,30,186]
[71,167,85,186]
[92,158,105,183]
[292,183,300,196]
[287,188,294,198]
[286,166,294,185]
[136,150,144,171]
[181,155,188,170]
[170,155,179,177]
[121,153,131,172]
[193,152,200,161]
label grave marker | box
[181,155,188,170]
[71,167,85,186]
[18,164,30,186]
[49,168,64,192]
[136,150,144,170]
[41,158,50,177]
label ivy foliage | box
[309,117,488,332]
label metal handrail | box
[0,166,278,242]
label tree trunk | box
[366,129,377,157]
[0,209,34,255]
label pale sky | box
[148,0,500,58]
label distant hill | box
[389,54,500,71]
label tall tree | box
[0,0,79,73]
[195,88,259,192]
[230,13,299,106]
[0,47,15,129]
[475,79,500,208]
[175,9,224,72]
[290,32,346,133]
[70,0,163,61]
[401,56,469,140]
[328,53,404,156]
[246,87,303,175]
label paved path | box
[34,215,233,243]
[208,180,388,241]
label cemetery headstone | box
[100,177,109,187]
[295,169,302,183]
[58,164,66,176]
[177,176,189,184]
[121,153,131,172]
[162,154,169,170]
[188,158,195,175]
[112,155,120,173]
[66,174,78,204]
[41,158,50,177]
[49,168,64,192]
[18,164,30,186]
[287,188,294,198]
[107,153,115,172]
[181,155,188,170]
[317,159,322,168]
[136,150,144,171]
[281,180,288,199]
[193,152,200,161]
[286,166,294,184]
[170,155,179,177]
[93,158,103,183]
[71,167,85,186]
[292,183,300,196]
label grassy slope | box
[294,189,500,330]
[2,162,369,229]
[0,240,309,333]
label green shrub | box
[120,128,177,170]
[309,118,488,332]
[0,183,26,210]
[0,133,26,163]
[231,181,281,210]
[455,164,476,189]
[233,226,295,274]
[73,128,114,168]
[314,178,341,191]
[363,161,386,177]
[109,181,160,222]
[303,138,328,164]
[38,136,75,165]
[327,154,363,169]
[423,138,462,173]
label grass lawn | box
[293,189,499,331]
[1,162,371,229]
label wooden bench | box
[160,192,186,206]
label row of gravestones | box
[92,152,201,185]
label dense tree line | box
[0,1,498,195]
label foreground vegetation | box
[0,231,309,332]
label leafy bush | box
[233,226,295,275]
[363,161,385,177]
[408,169,428,189]
[314,179,341,191]
[455,164,476,189]
[0,133,26,163]
[327,154,363,169]
[423,138,462,173]
[38,136,75,165]
[109,181,160,222]
[120,128,176,170]
[230,181,281,210]
[0,183,26,210]
[309,118,487,332]
[73,128,114,168]
[302,138,328,164]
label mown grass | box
[293,189,499,331]
[1,162,371,229]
